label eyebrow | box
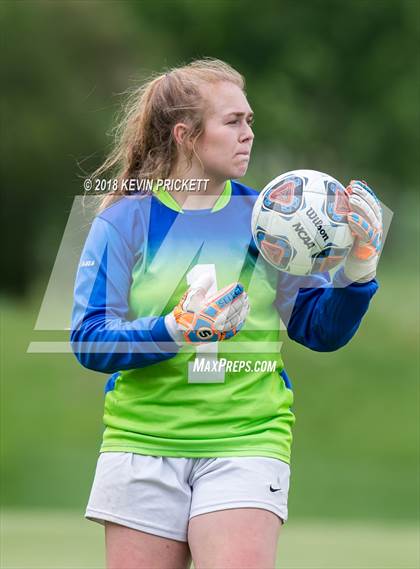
[224,111,254,118]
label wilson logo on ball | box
[305,207,330,242]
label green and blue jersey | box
[71,180,378,462]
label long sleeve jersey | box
[71,180,378,462]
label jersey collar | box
[152,180,232,213]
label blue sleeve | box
[274,267,379,352]
[70,216,179,374]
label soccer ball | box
[251,169,354,275]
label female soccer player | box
[71,59,382,569]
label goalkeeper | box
[71,58,382,569]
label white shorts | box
[85,452,291,542]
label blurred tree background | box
[2,0,418,296]
[1,1,419,566]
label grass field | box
[1,510,418,569]
[1,265,419,568]
[2,266,417,519]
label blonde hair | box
[91,58,245,212]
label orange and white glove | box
[164,274,249,346]
[344,180,383,283]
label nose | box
[239,122,254,143]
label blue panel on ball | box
[259,230,294,270]
[263,175,304,216]
[325,181,349,224]
[311,245,351,273]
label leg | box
[188,507,282,569]
[105,521,192,569]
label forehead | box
[203,81,252,117]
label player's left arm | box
[274,180,382,351]
[275,269,378,352]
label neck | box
[167,162,226,210]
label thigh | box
[188,507,281,569]
[105,521,192,569]
[85,452,192,542]
[189,456,290,525]
[187,456,290,568]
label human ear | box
[172,123,191,147]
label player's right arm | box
[71,213,249,374]
[70,215,180,374]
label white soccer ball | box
[251,169,354,275]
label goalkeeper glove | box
[164,274,249,345]
[344,180,383,283]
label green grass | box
[1,510,418,569]
[0,265,418,522]
[281,264,419,522]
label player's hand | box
[344,180,383,283]
[164,274,249,345]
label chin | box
[214,164,249,181]
[232,166,249,179]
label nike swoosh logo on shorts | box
[269,485,282,492]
